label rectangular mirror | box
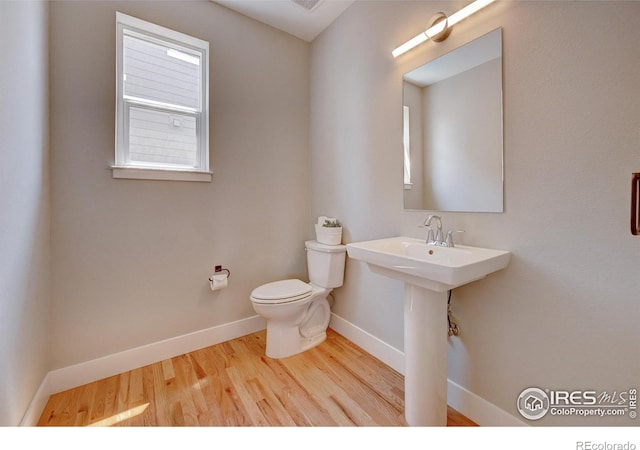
[403,27,503,212]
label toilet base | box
[263,296,331,359]
[301,331,327,354]
[265,327,327,359]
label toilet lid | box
[250,279,313,304]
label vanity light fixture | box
[392,0,496,58]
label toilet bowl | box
[250,240,346,359]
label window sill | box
[111,165,212,182]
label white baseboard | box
[21,315,266,426]
[328,313,526,427]
[328,313,405,374]
[447,379,526,427]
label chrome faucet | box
[423,215,443,245]
[423,215,464,247]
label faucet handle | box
[426,228,435,244]
[444,230,465,247]
[418,224,436,244]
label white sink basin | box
[346,236,510,292]
[346,236,511,426]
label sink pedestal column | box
[403,284,448,426]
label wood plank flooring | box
[37,329,477,427]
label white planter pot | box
[315,224,342,245]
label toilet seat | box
[250,279,313,304]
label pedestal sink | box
[346,236,510,426]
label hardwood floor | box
[37,329,477,427]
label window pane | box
[123,33,201,111]
[403,105,411,185]
[128,106,198,167]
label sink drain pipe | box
[447,290,460,337]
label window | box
[113,12,210,182]
[403,105,412,189]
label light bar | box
[392,33,428,58]
[392,0,496,58]
[448,0,495,27]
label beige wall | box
[49,1,310,368]
[0,1,51,425]
[423,58,502,211]
[311,1,640,425]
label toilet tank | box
[305,240,346,288]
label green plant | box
[323,219,341,228]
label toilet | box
[250,240,347,359]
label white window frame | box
[113,12,211,182]
[403,105,412,189]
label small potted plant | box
[315,217,342,245]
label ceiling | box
[213,0,355,42]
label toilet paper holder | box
[208,265,230,283]
[209,266,230,292]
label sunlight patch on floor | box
[88,403,149,427]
